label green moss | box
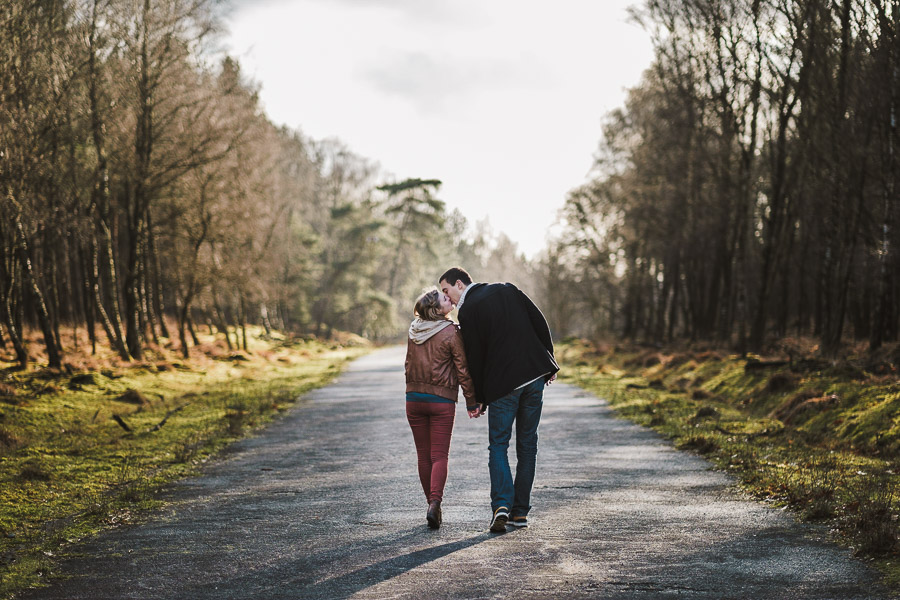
[557,341,900,590]
[0,332,369,599]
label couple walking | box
[404,267,559,532]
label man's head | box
[439,267,472,306]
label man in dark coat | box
[439,267,559,532]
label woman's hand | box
[467,404,484,419]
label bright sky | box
[223,0,654,259]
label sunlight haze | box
[223,0,653,259]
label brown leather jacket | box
[405,324,477,408]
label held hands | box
[466,374,559,418]
[466,374,557,419]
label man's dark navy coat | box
[457,283,559,406]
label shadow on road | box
[279,532,495,598]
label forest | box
[0,0,532,369]
[3,0,900,368]
[547,0,900,357]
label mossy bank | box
[558,339,900,591]
[0,329,369,599]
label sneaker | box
[489,507,509,532]
[509,516,528,528]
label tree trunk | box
[122,214,143,360]
[147,211,169,338]
[750,101,796,351]
[261,303,273,336]
[178,297,191,359]
[820,0,856,355]
[141,235,159,345]
[823,165,870,354]
[123,0,154,361]
[212,293,233,350]
[177,268,199,358]
[82,245,97,355]
[90,238,130,360]
[0,305,28,368]
[872,45,897,349]
[239,295,248,352]
[14,217,61,368]
[87,2,129,361]
[187,311,200,347]
[49,241,63,351]
[667,261,681,341]
[0,251,29,368]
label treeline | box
[546,0,900,354]
[0,0,527,369]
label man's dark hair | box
[439,267,472,286]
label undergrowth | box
[558,338,900,591]
[0,325,369,598]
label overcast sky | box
[222,0,654,259]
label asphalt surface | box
[20,346,888,599]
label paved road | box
[21,347,887,599]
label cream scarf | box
[408,318,454,345]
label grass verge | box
[558,339,900,591]
[0,327,369,599]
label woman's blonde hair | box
[414,288,445,321]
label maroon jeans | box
[406,401,456,503]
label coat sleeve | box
[449,329,477,408]
[459,309,487,405]
[518,288,554,356]
[404,338,412,380]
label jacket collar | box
[455,282,478,312]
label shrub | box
[68,373,97,388]
[643,354,662,367]
[666,352,695,368]
[694,350,725,362]
[115,389,149,405]
[691,406,720,422]
[773,391,837,425]
[0,426,24,453]
[174,433,205,463]
[678,434,719,455]
[797,456,840,520]
[225,401,247,435]
[766,372,800,394]
[18,459,51,481]
[845,467,899,555]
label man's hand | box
[467,404,485,419]
[547,372,558,385]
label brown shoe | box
[426,500,442,529]
[489,507,509,532]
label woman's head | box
[414,288,452,321]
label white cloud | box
[360,50,549,114]
[223,0,654,258]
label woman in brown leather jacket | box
[405,288,477,529]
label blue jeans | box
[487,379,544,516]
